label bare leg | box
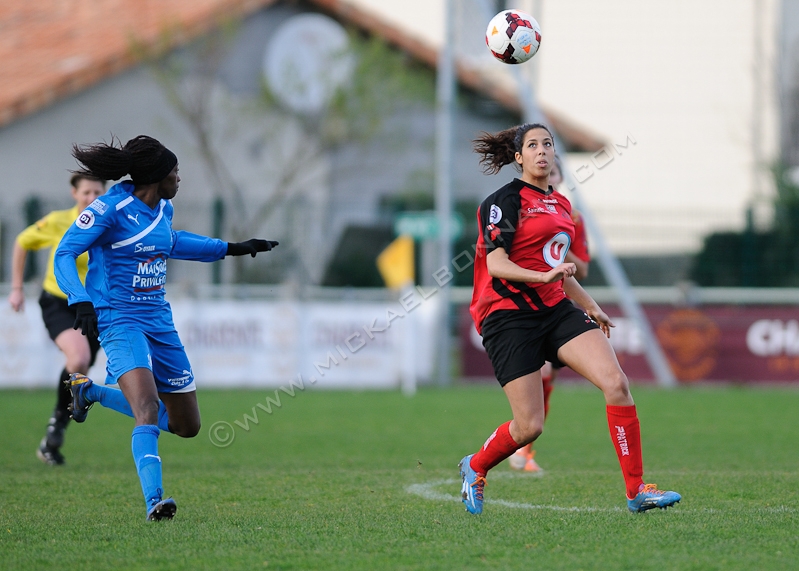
[556,329,632,406]
[502,370,546,446]
[54,328,92,374]
[462,371,546,514]
[512,363,557,471]
[115,369,200,437]
[158,391,201,438]
[117,368,161,425]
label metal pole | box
[511,64,678,387]
[435,0,456,386]
[212,197,224,285]
[564,181,678,387]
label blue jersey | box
[55,181,226,331]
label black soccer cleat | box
[146,497,177,521]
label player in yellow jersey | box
[8,174,105,465]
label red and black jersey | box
[569,209,590,263]
[470,178,576,334]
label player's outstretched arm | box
[226,239,280,258]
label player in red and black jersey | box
[509,155,590,472]
[458,123,681,515]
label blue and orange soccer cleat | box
[66,373,94,423]
[627,483,681,513]
[146,497,177,521]
[459,454,486,515]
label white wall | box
[536,0,781,254]
[346,0,783,254]
[0,295,439,389]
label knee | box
[603,369,632,403]
[65,353,92,374]
[514,420,544,446]
[172,420,201,439]
[133,398,161,425]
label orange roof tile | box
[0,0,277,128]
[0,0,603,150]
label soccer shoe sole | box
[628,499,681,513]
[627,493,682,513]
[147,497,177,521]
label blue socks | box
[87,384,171,433]
[87,383,132,416]
[157,404,171,433]
[131,425,163,509]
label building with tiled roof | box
[0,1,276,128]
[0,0,603,287]
[1,0,599,145]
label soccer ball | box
[485,9,541,64]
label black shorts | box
[480,299,599,386]
[38,291,101,365]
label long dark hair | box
[71,135,177,185]
[473,123,553,175]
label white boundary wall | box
[0,295,439,390]
[6,285,799,389]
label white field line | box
[406,475,622,513]
[405,472,798,514]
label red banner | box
[459,304,799,383]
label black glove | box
[226,239,279,258]
[72,301,98,338]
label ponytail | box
[72,135,177,185]
[473,123,553,175]
[71,136,132,181]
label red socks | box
[472,402,645,498]
[470,421,520,475]
[606,404,645,498]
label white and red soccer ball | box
[485,9,541,64]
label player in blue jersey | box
[54,135,279,521]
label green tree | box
[134,16,434,284]
[691,164,799,287]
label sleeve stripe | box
[115,196,134,211]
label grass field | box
[1,383,798,570]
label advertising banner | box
[460,304,799,383]
[172,299,437,389]
[0,297,439,389]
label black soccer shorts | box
[480,299,599,386]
